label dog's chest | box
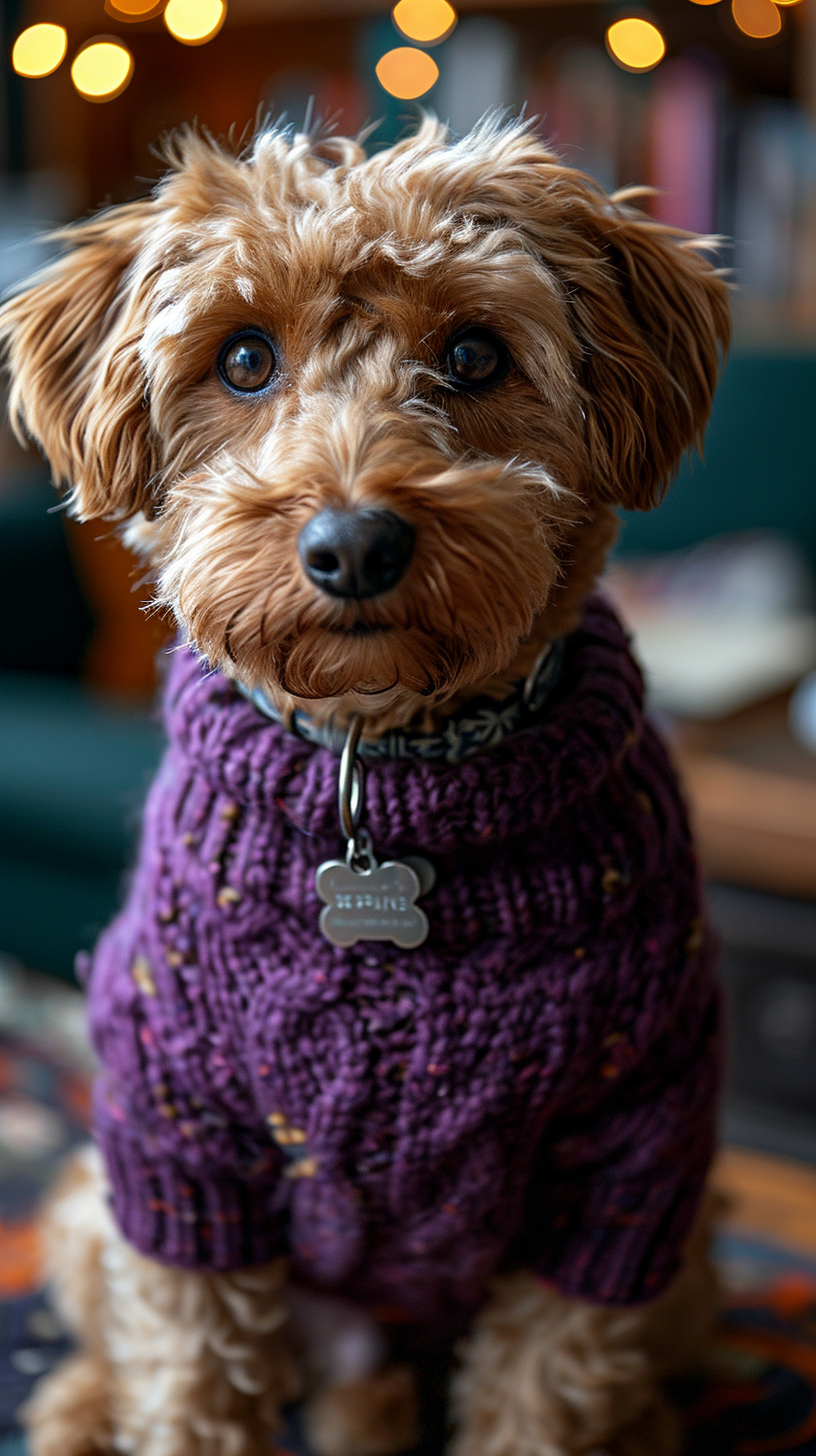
[144,757,648,1191]
[239,945,571,1203]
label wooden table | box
[715,1146,816,1259]
[671,693,816,901]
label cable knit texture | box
[86,596,721,1324]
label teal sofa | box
[618,351,816,571]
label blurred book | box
[433,17,520,139]
[733,102,816,336]
[650,56,719,236]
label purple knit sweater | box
[87,597,720,1323]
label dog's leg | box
[23,1145,116,1456]
[283,1287,418,1456]
[103,1239,301,1456]
[303,1367,419,1456]
[24,1351,115,1456]
[451,1220,717,1456]
[24,1146,301,1456]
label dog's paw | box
[23,1353,114,1456]
[304,1365,419,1456]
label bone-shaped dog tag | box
[316,859,430,949]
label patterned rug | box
[0,957,815,1455]
[684,1236,816,1453]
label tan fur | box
[1,116,730,1456]
[304,1368,420,1456]
[26,1147,301,1456]
[451,1208,718,1456]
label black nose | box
[298,508,415,600]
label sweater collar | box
[163,597,644,853]
[235,638,565,765]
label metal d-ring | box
[338,714,365,842]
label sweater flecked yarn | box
[86,596,721,1323]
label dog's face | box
[0,118,729,723]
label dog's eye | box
[445,328,507,389]
[218,333,276,393]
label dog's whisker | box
[223,606,243,664]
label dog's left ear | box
[431,120,731,510]
[0,201,157,521]
[563,193,731,511]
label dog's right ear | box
[0,201,157,521]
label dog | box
[0,115,730,1456]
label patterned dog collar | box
[238,638,565,764]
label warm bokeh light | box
[731,0,782,34]
[606,17,666,71]
[392,0,457,43]
[164,0,226,45]
[375,46,439,98]
[12,24,67,78]
[106,0,161,19]
[71,39,133,100]
[688,0,721,7]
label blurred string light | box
[13,0,226,103]
[164,0,226,44]
[106,0,162,20]
[731,0,781,33]
[605,17,666,71]
[392,0,457,43]
[376,46,439,97]
[12,22,67,76]
[71,38,133,99]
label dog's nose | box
[298,508,415,600]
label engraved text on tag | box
[316,859,430,949]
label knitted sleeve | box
[86,908,289,1272]
[521,954,722,1306]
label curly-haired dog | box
[0,116,729,1456]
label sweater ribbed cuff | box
[532,1154,712,1306]
[99,1122,282,1271]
